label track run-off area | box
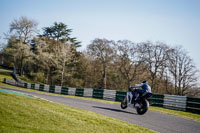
[1,86,200,133]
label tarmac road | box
[1,86,200,133]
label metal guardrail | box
[163,94,187,111]
[2,78,200,114]
[186,97,200,114]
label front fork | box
[126,91,133,106]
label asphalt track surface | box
[1,86,200,133]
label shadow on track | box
[92,106,137,115]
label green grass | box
[0,69,200,122]
[149,106,200,122]
[0,92,155,133]
[0,67,12,72]
[0,72,13,79]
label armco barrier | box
[3,78,24,87]
[55,86,62,94]
[115,91,126,102]
[68,87,76,95]
[27,83,31,89]
[49,85,55,93]
[75,88,84,97]
[35,84,40,90]
[2,78,200,114]
[148,94,164,107]
[103,89,116,101]
[164,94,187,111]
[39,84,44,91]
[31,84,35,89]
[44,84,49,92]
[93,89,104,99]
[186,97,200,114]
[83,88,93,97]
[61,87,68,95]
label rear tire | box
[136,99,149,115]
[121,97,127,109]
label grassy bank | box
[0,91,155,133]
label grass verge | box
[149,106,200,122]
[0,91,155,133]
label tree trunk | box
[102,64,107,89]
[127,79,131,90]
[20,55,24,76]
[61,60,65,86]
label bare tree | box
[9,16,38,43]
[167,46,199,95]
[114,40,144,88]
[137,41,168,92]
[87,38,114,89]
[186,87,200,97]
[81,52,102,88]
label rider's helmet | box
[142,80,147,84]
[141,80,149,90]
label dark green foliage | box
[42,22,71,40]
[40,22,81,48]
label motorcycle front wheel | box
[121,97,127,109]
[136,99,149,115]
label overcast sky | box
[1,0,200,72]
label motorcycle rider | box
[130,81,152,107]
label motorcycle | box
[121,87,152,115]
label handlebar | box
[128,87,137,92]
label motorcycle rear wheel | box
[136,99,149,115]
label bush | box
[30,72,45,83]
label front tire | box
[121,97,127,109]
[136,99,149,115]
